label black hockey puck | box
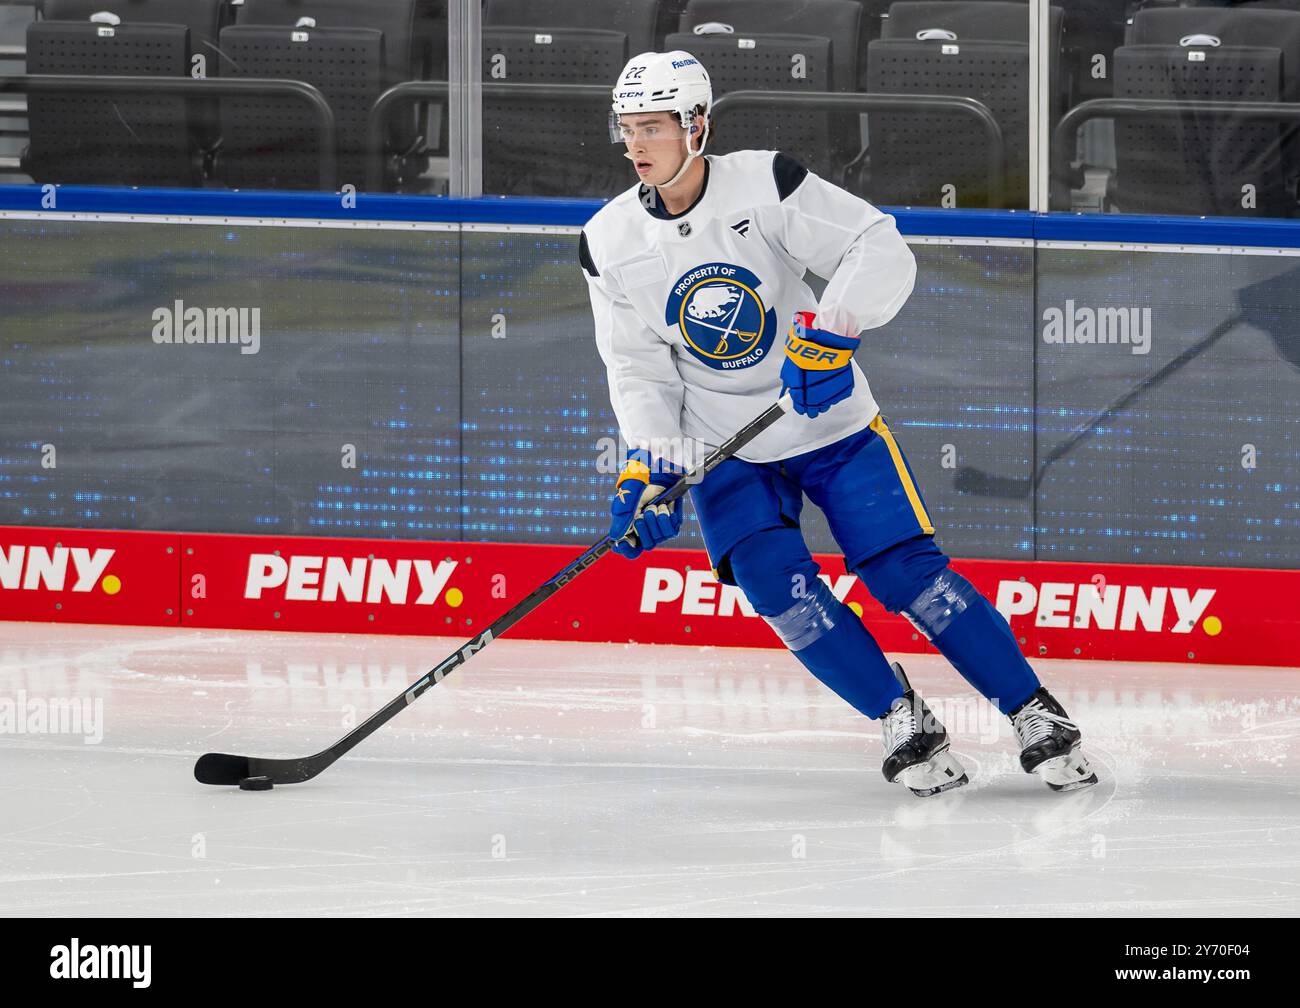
[238,775,273,791]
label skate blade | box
[1035,750,1098,792]
[898,750,970,798]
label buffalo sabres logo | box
[665,262,777,370]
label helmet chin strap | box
[661,143,700,189]
[626,118,708,193]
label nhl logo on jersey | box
[665,262,778,370]
[678,221,692,237]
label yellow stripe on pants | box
[869,414,936,535]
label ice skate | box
[1009,687,1098,792]
[881,663,970,797]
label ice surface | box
[0,621,1297,917]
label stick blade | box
[194,752,252,785]
[195,751,331,786]
[953,465,1033,500]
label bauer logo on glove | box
[780,311,859,418]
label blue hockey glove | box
[780,310,859,418]
[608,450,684,559]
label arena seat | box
[216,19,386,189]
[235,0,442,89]
[668,0,863,181]
[22,9,197,186]
[42,0,231,68]
[1109,6,1300,215]
[1233,0,1300,11]
[484,0,661,55]
[1053,0,1128,102]
[880,0,1117,104]
[233,1,444,190]
[879,1,1061,111]
[881,1,1036,43]
[864,2,1062,208]
[480,24,631,196]
[679,0,863,91]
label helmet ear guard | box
[683,105,710,150]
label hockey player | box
[581,51,1096,796]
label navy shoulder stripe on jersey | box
[773,152,808,201]
[579,231,599,278]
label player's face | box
[617,113,692,185]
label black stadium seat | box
[882,2,1034,43]
[679,0,864,91]
[484,0,661,55]
[1053,0,1128,103]
[43,0,230,71]
[668,0,863,181]
[480,25,630,196]
[884,0,1121,104]
[1110,6,1300,216]
[234,0,444,189]
[22,11,196,186]
[236,0,443,92]
[863,1,1062,209]
[39,0,233,83]
[40,0,230,62]
[481,0,660,196]
[217,20,387,190]
[880,1,1061,118]
[42,0,233,151]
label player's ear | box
[693,114,710,151]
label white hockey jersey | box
[580,149,917,467]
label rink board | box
[0,525,1290,667]
[1,192,1297,668]
[0,526,178,626]
[3,196,1299,571]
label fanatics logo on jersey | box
[665,262,778,370]
[730,219,750,237]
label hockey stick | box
[194,393,794,787]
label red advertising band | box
[0,524,1284,667]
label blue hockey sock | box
[731,528,903,719]
[855,536,1040,715]
[769,579,904,719]
[903,570,1040,715]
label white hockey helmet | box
[611,50,712,123]
[610,51,712,185]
